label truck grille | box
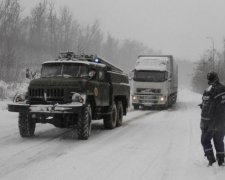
[29,88,64,103]
[133,94,161,105]
[139,95,158,104]
[29,88,64,97]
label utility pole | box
[206,36,215,70]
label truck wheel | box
[168,95,173,107]
[103,103,117,129]
[116,101,123,127]
[18,113,36,137]
[77,104,92,140]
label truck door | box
[95,68,110,106]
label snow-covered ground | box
[0,89,224,180]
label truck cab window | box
[133,70,167,82]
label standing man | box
[200,72,225,166]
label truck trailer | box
[131,55,178,109]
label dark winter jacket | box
[200,82,225,132]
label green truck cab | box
[8,52,130,140]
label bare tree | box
[192,50,220,92]
[58,6,73,51]
[87,20,103,54]
[0,0,158,83]
[102,33,119,63]
[46,1,58,55]
[77,20,103,55]
[0,0,21,81]
[29,0,48,51]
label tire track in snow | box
[0,110,157,178]
[137,103,189,180]
[0,129,73,178]
[88,109,176,180]
[139,111,175,180]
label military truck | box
[8,52,130,140]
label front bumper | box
[132,94,167,106]
[8,102,84,114]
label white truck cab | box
[131,55,178,109]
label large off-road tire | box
[172,94,177,104]
[116,101,123,127]
[77,104,92,140]
[103,102,117,129]
[167,95,174,108]
[18,113,36,137]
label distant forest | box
[192,42,225,93]
[2,0,223,94]
[0,0,159,82]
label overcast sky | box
[20,0,225,61]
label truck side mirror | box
[89,70,96,79]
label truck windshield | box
[41,63,88,78]
[133,70,168,82]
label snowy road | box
[0,89,225,180]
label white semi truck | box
[131,55,178,109]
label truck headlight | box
[132,95,138,101]
[13,93,26,102]
[72,93,86,103]
[160,96,165,102]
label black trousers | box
[201,130,225,158]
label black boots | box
[217,154,225,166]
[206,152,216,166]
[218,161,225,166]
[206,152,225,166]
